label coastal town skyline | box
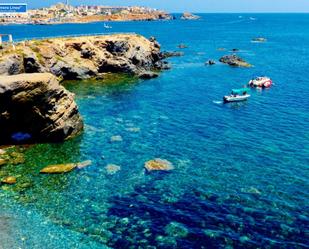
[3,0,309,12]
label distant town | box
[0,1,175,24]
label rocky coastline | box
[0,34,171,144]
[0,34,170,80]
[0,73,83,144]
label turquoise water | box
[1,14,309,248]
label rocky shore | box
[0,34,172,144]
[0,34,170,80]
[0,73,83,144]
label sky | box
[3,0,309,13]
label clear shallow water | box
[1,14,309,248]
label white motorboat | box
[223,88,251,103]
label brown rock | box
[219,55,252,68]
[144,158,174,172]
[0,73,83,144]
[1,176,17,184]
[0,34,168,79]
[40,163,77,174]
[105,164,121,174]
[0,158,7,166]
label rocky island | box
[0,34,170,144]
[219,54,252,68]
[180,12,201,20]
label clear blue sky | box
[5,0,309,12]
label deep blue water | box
[0,14,309,248]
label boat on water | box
[249,76,272,88]
[223,88,251,103]
[104,23,112,29]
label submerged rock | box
[110,135,123,142]
[9,152,25,165]
[219,55,252,67]
[161,51,184,58]
[76,160,92,169]
[40,163,77,174]
[252,37,267,42]
[1,176,17,185]
[105,164,121,174]
[138,71,159,79]
[165,222,189,238]
[144,158,174,172]
[178,44,188,49]
[125,127,141,133]
[0,73,83,144]
[0,158,6,166]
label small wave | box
[213,100,223,105]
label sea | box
[0,14,308,249]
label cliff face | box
[0,34,169,80]
[0,73,83,144]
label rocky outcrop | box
[0,34,170,80]
[219,55,252,68]
[0,73,83,144]
[181,12,201,20]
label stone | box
[0,73,83,144]
[205,60,216,65]
[138,71,159,79]
[165,222,188,238]
[161,51,184,58]
[144,158,174,172]
[9,152,25,165]
[110,135,123,142]
[40,163,77,174]
[252,37,267,42]
[241,187,262,195]
[105,164,121,174]
[76,160,92,169]
[1,176,17,184]
[125,127,140,133]
[0,54,24,75]
[219,55,252,67]
[0,158,7,166]
[178,44,188,49]
[180,12,201,20]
